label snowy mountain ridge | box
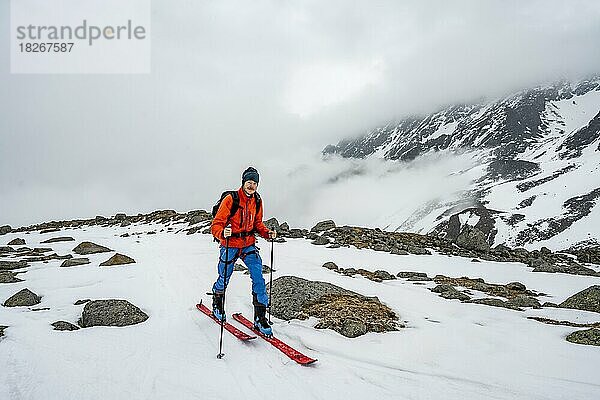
[323,76,600,250]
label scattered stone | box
[311,236,330,245]
[0,225,12,235]
[3,288,41,307]
[0,271,23,283]
[467,298,522,311]
[506,282,526,291]
[527,316,600,328]
[0,260,28,270]
[0,325,7,337]
[304,293,399,338]
[51,321,80,331]
[559,286,600,313]
[566,328,600,346]
[74,299,91,305]
[40,228,61,234]
[397,271,431,281]
[73,242,112,255]
[455,226,491,253]
[60,258,91,268]
[99,253,135,267]
[233,263,246,272]
[506,294,541,309]
[0,246,15,253]
[322,262,339,271]
[542,302,559,308]
[311,220,336,232]
[79,299,149,327]
[41,236,75,244]
[8,238,25,245]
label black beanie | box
[242,167,260,184]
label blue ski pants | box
[212,244,269,306]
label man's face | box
[243,180,258,195]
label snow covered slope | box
[1,222,599,400]
[323,76,600,250]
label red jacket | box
[211,187,270,248]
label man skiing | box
[211,166,277,336]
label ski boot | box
[212,292,226,322]
[253,298,273,337]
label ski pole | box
[217,232,230,359]
[268,236,274,324]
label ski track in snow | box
[1,224,600,400]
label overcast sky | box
[1,0,600,227]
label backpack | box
[212,190,262,225]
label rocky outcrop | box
[7,238,25,245]
[79,299,148,328]
[51,321,80,331]
[99,253,135,267]
[559,286,600,313]
[0,260,28,270]
[0,225,11,235]
[268,276,398,337]
[311,220,336,232]
[3,288,41,307]
[60,258,91,267]
[41,236,75,244]
[0,271,23,283]
[73,242,112,255]
[566,328,600,346]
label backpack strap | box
[227,191,240,223]
[254,192,262,215]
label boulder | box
[99,253,136,267]
[60,258,91,268]
[263,218,280,231]
[0,246,15,254]
[73,242,112,255]
[397,271,431,281]
[311,236,330,246]
[322,262,339,271]
[310,220,336,232]
[79,299,148,327]
[0,325,7,337]
[455,226,491,252]
[8,238,25,245]
[268,276,358,321]
[0,260,28,270]
[41,236,75,244]
[0,271,23,283]
[3,288,41,307]
[566,328,600,346]
[559,286,600,313]
[0,225,11,235]
[506,294,541,309]
[305,294,399,338]
[52,321,80,331]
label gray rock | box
[566,328,600,346]
[311,236,330,246]
[60,258,91,268]
[268,276,358,321]
[467,298,522,310]
[74,299,91,305]
[99,253,135,267]
[339,319,367,338]
[506,282,526,291]
[8,238,25,245]
[373,270,396,281]
[431,284,455,293]
[397,271,431,281]
[0,325,7,337]
[0,246,15,254]
[0,271,23,283]
[0,260,28,270]
[322,262,339,271]
[440,288,471,301]
[456,226,491,253]
[390,248,409,255]
[0,225,11,235]
[506,294,541,309]
[73,242,112,255]
[52,321,80,331]
[311,220,336,232]
[559,285,600,313]
[41,236,75,244]
[263,218,280,231]
[407,245,431,255]
[79,299,149,328]
[3,288,41,307]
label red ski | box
[232,313,317,366]
[196,303,256,341]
